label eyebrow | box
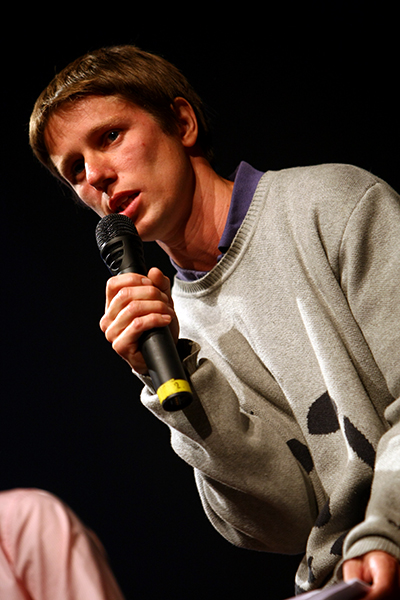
[55,119,124,181]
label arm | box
[141,346,318,554]
[99,266,318,554]
[339,181,400,594]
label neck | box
[157,158,234,271]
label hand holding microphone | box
[96,214,192,411]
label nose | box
[85,154,116,194]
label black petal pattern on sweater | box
[330,531,348,556]
[307,556,316,584]
[315,499,331,528]
[287,438,314,473]
[307,392,340,435]
[344,417,376,469]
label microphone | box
[95,213,193,411]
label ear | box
[172,97,198,148]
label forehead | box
[45,95,139,146]
[44,95,155,175]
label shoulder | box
[264,163,398,231]
[268,163,382,204]
[259,164,398,277]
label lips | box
[116,196,135,213]
[109,191,140,214]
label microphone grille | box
[95,214,139,249]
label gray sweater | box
[140,164,400,592]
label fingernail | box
[141,277,152,285]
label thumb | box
[148,267,173,299]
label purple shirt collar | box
[173,161,264,281]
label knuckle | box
[111,339,122,355]
[104,327,114,343]
[106,276,119,292]
[153,300,166,313]
[148,313,166,328]
[146,286,159,300]
[126,300,141,316]
[116,287,132,301]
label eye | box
[71,159,85,178]
[104,130,120,144]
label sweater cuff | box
[132,338,200,393]
[334,535,400,581]
[344,535,400,563]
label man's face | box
[45,95,196,242]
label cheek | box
[139,127,186,170]
[74,185,105,216]
[117,142,158,177]
[91,204,106,217]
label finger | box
[105,273,152,309]
[343,558,364,582]
[109,284,169,316]
[366,552,400,599]
[102,299,173,341]
[111,312,172,372]
[147,267,173,299]
[146,268,180,340]
[101,285,170,331]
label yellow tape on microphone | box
[157,379,192,404]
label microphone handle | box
[102,237,192,411]
[139,327,192,411]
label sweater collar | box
[172,161,264,281]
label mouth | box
[110,192,140,214]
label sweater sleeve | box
[339,179,400,563]
[140,343,318,554]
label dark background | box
[2,9,399,599]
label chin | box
[134,224,156,243]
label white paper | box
[285,579,370,599]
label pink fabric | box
[0,489,125,600]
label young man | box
[30,45,400,598]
